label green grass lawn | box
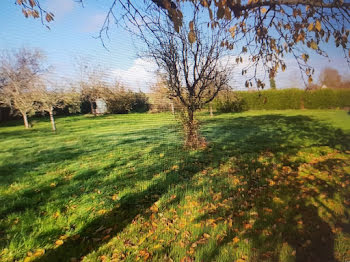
[0,110,349,262]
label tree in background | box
[0,48,47,128]
[106,83,150,114]
[76,59,111,115]
[35,85,81,131]
[319,67,342,88]
[14,0,350,145]
[149,75,177,114]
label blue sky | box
[0,0,349,91]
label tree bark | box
[209,104,213,117]
[49,108,56,132]
[170,102,175,115]
[22,112,29,129]
[89,100,96,116]
[183,108,205,149]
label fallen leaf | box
[55,239,64,246]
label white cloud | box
[46,0,74,19]
[111,58,158,92]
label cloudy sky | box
[1,0,349,92]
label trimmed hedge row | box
[214,88,350,112]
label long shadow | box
[1,113,349,261]
[190,114,350,261]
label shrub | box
[107,90,150,114]
[212,88,350,112]
[214,92,247,113]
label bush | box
[212,88,350,112]
[107,90,150,114]
[214,92,247,113]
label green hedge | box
[213,88,350,112]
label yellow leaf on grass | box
[55,239,64,246]
[233,236,240,244]
[33,249,45,257]
[112,194,118,201]
[244,223,253,229]
[150,204,158,213]
[98,209,107,215]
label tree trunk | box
[49,108,56,132]
[170,102,175,115]
[89,100,96,116]
[22,112,29,129]
[183,108,205,149]
[209,104,213,117]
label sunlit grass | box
[0,110,349,262]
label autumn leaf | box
[55,239,64,246]
[150,204,159,213]
[301,53,309,62]
[315,20,322,32]
[189,21,194,31]
[261,7,267,14]
[53,211,60,218]
[310,41,318,50]
[98,209,108,215]
[188,30,196,44]
[33,249,45,257]
[112,194,118,201]
[233,236,240,244]
[244,223,252,229]
[308,23,314,32]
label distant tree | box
[305,82,321,91]
[35,85,81,131]
[0,48,47,128]
[340,80,350,89]
[319,67,342,88]
[270,77,276,90]
[76,59,111,115]
[149,75,177,114]
[106,84,150,114]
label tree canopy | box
[15,0,350,87]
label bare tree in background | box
[35,84,81,131]
[319,67,342,88]
[15,0,350,87]
[0,48,47,128]
[76,59,111,116]
[149,74,177,114]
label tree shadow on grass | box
[37,114,350,261]
[1,113,349,261]
[188,114,350,262]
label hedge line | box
[213,88,350,112]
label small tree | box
[149,75,177,114]
[76,59,111,115]
[319,67,342,88]
[35,85,80,131]
[0,48,47,128]
[124,4,233,148]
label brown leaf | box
[188,30,196,44]
[315,20,322,32]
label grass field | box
[0,110,349,262]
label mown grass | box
[0,110,349,262]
